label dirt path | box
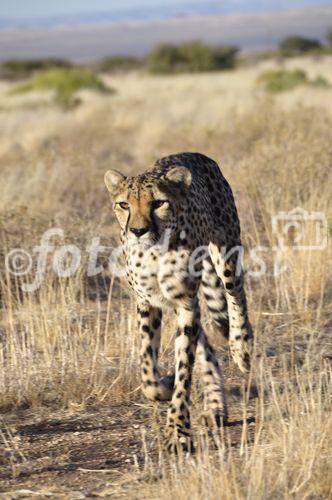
[1,405,150,497]
[0,380,256,498]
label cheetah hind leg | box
[208,242,253,373]
[202,257,229,341]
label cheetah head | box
[104,166,192,246]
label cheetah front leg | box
[196,330,228,428]
[137,302,174,401]
[164,306,199,453]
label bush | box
[0,58,72,81]
[9,67,113,108]
[177,41,217,72]
[256,69,308,92]
[326,28,332,47]
[98,56,143,73]
[147,43,183,74]
[210,45,239,70]
[310,75,330,88]
[147,41,238,74]
[279,36,322,56]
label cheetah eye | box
[118,202,129,210]
[152,200,167,209]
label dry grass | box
[0,56,331,498]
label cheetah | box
[104,152,253,452]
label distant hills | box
[1,0,331,29]
[0,4,331,61]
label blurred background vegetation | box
[9,67,112,108]
[1,32,331,109]
[146,41,238,74]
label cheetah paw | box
[231,340,252,373]
[199,409,227,429]
[164,428,194,454]
[231,347,251,373]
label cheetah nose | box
[129,227,149,237]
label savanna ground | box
[0,56,331,498]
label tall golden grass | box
[0,56,331,497]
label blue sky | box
[1,0,332,19]
[2,0,200,18]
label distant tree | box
[177,41,215,72]
[1,59,72,80]
[147,41,238,74]
[147,43,183,74]
[98,56,142,72]
[178,42,238,72]
[326,28,332,46]
[279,36,322,56]
[212,45,239,70]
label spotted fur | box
[104,152,253,452]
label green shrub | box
[326,28,332,47]
[0,58,72,80]
[9,67,113,108]
[98,56,142,72]
[310,75,330,88]
[256,69,308,92]
[147,43,182,74]
[278,36,322,56]
[147,41,238,74]
[177,41,216,72]
[209,45,239,70]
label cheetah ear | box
[104,169,126,194]
[165,166,192,188]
